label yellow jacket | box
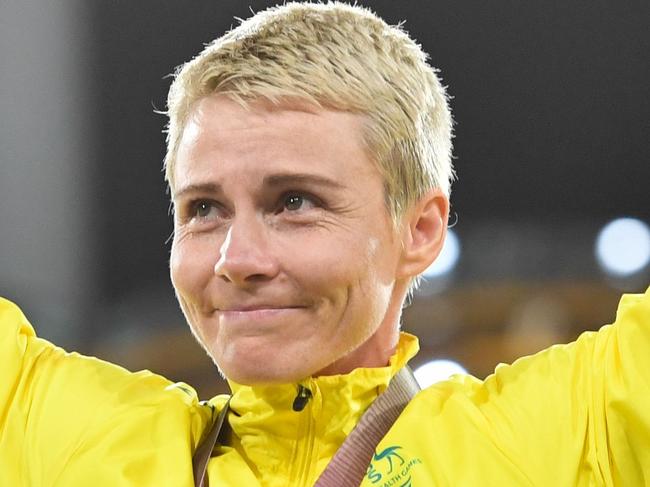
[1,288,649,486]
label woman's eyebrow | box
[263,173,346,190]
[172,173,345,201]
[172,182,223,201]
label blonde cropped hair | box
[165,1,454,223]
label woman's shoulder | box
[1,296,219,484]
[395,287,650,484]
[1,296,216,438]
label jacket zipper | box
[290,380,319,486]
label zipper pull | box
[292,384,312,412]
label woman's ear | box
[396,189,449,279]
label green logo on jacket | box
[366,445,422,486]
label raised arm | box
[0,298,212,486]
[375,287,650,485]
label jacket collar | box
[218,333,419,481]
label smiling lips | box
[218,304,305,312]
[216,306,305,328]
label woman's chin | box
[221,362,312,386]
[214,345,320,385]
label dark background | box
[2,0,648,396]
[91,0,650,302]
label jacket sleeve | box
[480,287,650,484]
[394,287,650,486]
[591,288,650,483]
[0,297,38,484]
[0,297,213,486]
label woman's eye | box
[283,194,315,212]
[191,200,216,219]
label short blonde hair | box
[165,1,454,223]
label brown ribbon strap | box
[192,399,230,487]
[314,367,421,487]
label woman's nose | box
[213,216,279,285]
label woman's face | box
[169,95,410,384]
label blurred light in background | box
[505,295,568,357]
[423,229,461,279]
[595,217,650,277]
[414,359,468,388]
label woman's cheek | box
[171,233,217,300]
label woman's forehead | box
[173,95,380,194]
